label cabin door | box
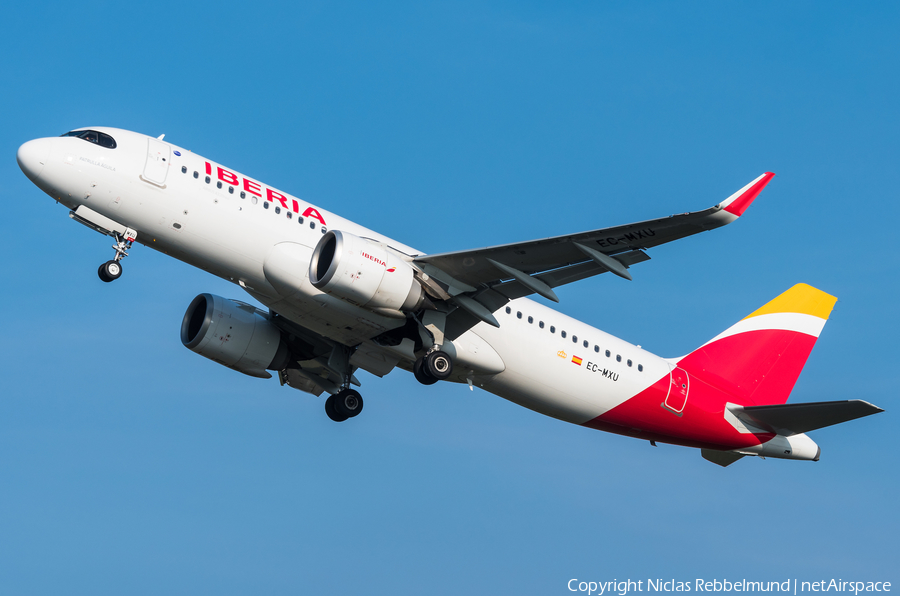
[142,137,170,186]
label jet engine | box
[181,293,290,379]
[309,230,424,315]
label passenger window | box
[193,171,198,178]
[550,326,555,333]
[181,166,187,174]
[263,202,269,209]
[216,181,222,189]
[528,316,533,324]
[228,186,234,194]
[240,191,246,199]
[605,350,611,357]
[627,360,632,367]
[572,335,577,343]
[506,307,511,314]
[561,331,566,338]
[539,321,544,329]
[205,176,210,184]
[516,312,522,319]
[594,345,599,352]
[638,364,643,372]
[275,206,281,214]
[287,211,292,219]
[298,217,304,224]
[616,355,622,362]
[583,340,589,348]
[322,227,327,233]
[251,196,258,205]
[310,222,316,229]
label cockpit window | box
[61,129,117,149]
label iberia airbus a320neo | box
[17,127,883,466]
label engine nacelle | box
[309,230,424,314]
[181,293,290,379]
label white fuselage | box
[23,128,673,433]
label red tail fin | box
[677,284,837,406]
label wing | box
[413,173,774,339]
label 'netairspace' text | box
[567,580,892,595]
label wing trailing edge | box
[420,173,776,340]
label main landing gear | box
[321,345,365,423]
[413,350,453,385]
[325,388,364,422]
[411,311,454,385]
[98,229,137,283]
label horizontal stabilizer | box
[730,400,883,436]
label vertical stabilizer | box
[677,284,837,406]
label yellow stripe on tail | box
[742,283,837,322]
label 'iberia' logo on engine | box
[361,252,387,267]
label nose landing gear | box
[98,228,137,283]
[98,260,122,282]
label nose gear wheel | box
[98,260,123,282]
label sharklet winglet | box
[719,172,775,217]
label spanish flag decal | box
[572,355,583,366]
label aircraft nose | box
[17,138,51,182]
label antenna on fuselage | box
[157,134,165,140]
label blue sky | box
[1,2,897,594]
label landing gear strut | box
[412,310,455,385]
[414,350,453,385]
[325,388,364,422]
[98,228,137,283]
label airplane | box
[16,126,883,467]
